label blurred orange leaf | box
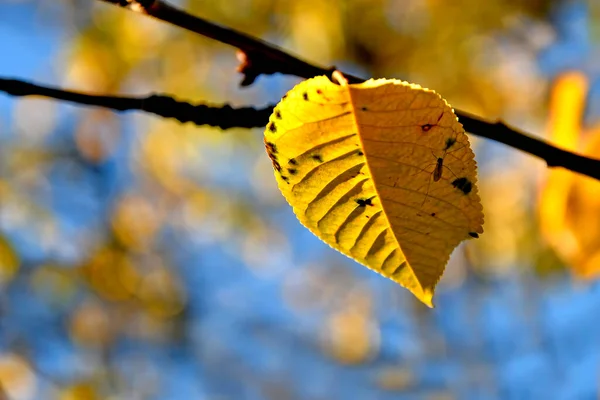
[539,71,600,278]
[111,194,163,251]
[321,307,378,365]
[59,382,99,400]
[82,248,139,301]
[0,235,19,287]
[70,300,113,348]
[0,354,35,400]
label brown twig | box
[97,0,355,86]
[0,78,272,129]
[456,112,600,179]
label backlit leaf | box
[265,76,484,306]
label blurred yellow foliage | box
[75,109,120,163]
[141,127,200,196]
[70,300,113,348]
[283,0,345,62]
[59,383,99,400]
[66,8,165,92]
[322,307,378,364]
[0,236,19,288]
[468,168,533,275]
[111,193,163,251]
[82,248,139,301]
[539,71,600,278]
[65,35,121,92]
[0,354,36,400]
[375,366,414,391]
[137,267,186,318]
[321,288,379,364]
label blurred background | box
[1,0,600,399]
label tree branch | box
[456,111,600,180]
[0,78,271,129]
[97,0,355,86]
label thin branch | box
[457,112,600,180]
[0,78,271,129]
[97,0,353,86]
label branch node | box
[236,50,282,87]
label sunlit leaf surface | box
[265,76,484,306]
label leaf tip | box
[417,290,434,308]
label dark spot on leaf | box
[452,177,472,194]
[357,151,364,156]
[356,198,373,207]
[365,215,370,219]
[268,122,277,133]
[272,159,281,172]
[430,212,436,217]
[264,140,280,173]
[265,141,277,155]
[282,94,288,100]
[312,154,323,163]
[289,158,297,166]
[287,168,297,175]
[445,137,456,150]
[421,124,433,132]
[316,89,322,94]
[281,175,289,183]
[361,106,368,111]
[469,232,479,238]
[275,110,282,119]
[303,92,308,101]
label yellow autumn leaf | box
[265,75,484,306]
